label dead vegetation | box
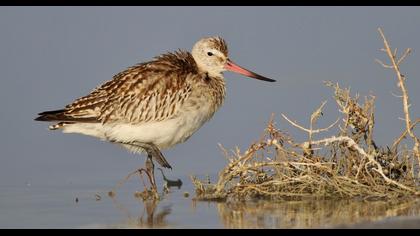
[192,28,420,201]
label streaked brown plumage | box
[39,50,225,125]
[35,36,274,187]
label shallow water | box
[1,173,419,229]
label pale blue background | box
[0,6,419,227]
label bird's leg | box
[157,167,183,190]
[109,140,172,192]
[115,140,172,169]
[139,143,172,170]
[145,153,157,190]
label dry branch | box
[304,136,415,193]
[191,29,419,202]
[377,28,420,168]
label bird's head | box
[192,36,275,82]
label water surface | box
[1,172,419,228]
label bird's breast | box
[166,93,218,146]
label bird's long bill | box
[225,59,276,82]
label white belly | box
[62,103,214,150]
[104,110,208,149]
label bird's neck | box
[206,73,226,112]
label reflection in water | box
[103,167,182,228]
[215,198,420,228]
[109,193,172,228]
[103,171,419,228]
[107,188,420,228]
[138,199,172,228]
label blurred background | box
[0,6,419,227]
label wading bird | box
[35,36,275,188]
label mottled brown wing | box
[63,51,198,124]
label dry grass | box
[192,28,420,201]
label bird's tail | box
[34,109,68,122]
[35,109,98,130]
[34,110,70,130]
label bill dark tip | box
[249,72,276,82]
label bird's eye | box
[207,52,214,56]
